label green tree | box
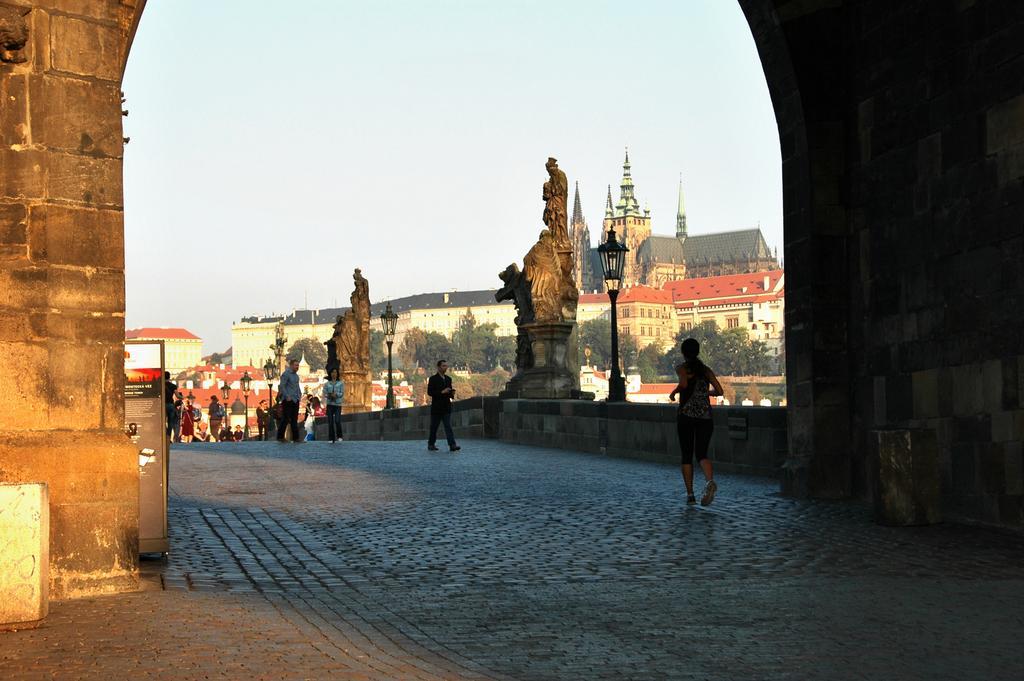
[399,327,453,373]
[636,343,663,383]
[450,311,485,372]
[483,333,516,372]
[286,337,327,372]
[370,329,387,374]
[578,318,612,367]
[662,321,773,376]
[620,334,640,371]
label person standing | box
[426,359,460,452]
[669,338,724,506]
[170,394,183,443]
[277,359,302,443]
[180,398,196,443]
[208,395,225,442]
[164,371,178,440]
[323,368,345,443]
[255,399,269,441]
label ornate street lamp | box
[272,321,287,374]
[263,357,277,440]
[379,301,398,409]
[240,370,252,440]
[220,381,231,403]
[597,226,628,402]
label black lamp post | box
[240,370,252,440]
[379,301,398,409]
[220,381,231,438]
[597,226,628,402]
[263,358,277,440]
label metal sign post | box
[124,340,169,554]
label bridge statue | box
[496,157,587,399]
[325,268,373,413]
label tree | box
[399,327,452,373]
[578,318,612,368]
[636,344,663,383]
[286,337,327,372]
[450,311,485,372]
[398,327,427,371]
[662,320,773,377]
[620,334,640,371]
[483,333,516,372]
[370,329,386,374]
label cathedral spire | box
[572,181,584,225]
[676,173,687,238]
[605,184,614,218]
[616,146,641,217]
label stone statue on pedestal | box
[497,158,589,400]
[325,268,373,413]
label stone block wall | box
[316,397,502,443]
[738,1,1024,526]
[839,1,1024,525]
[499,400,788,476]
[0,0,144,598]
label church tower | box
[676,174,687,238]
[570,182,594,292]
[601,148,651,287]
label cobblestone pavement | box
[3,439,1024,680]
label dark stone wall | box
[740,0,1024,525]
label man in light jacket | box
[277,359,302,443]
[323,367,345,443]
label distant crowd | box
[163,369,327,444]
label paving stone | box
[2,440,1024,679]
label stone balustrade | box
[317,398,787,478]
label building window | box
[727,317,739,329]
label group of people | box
[163,374,247,443]
[271,360,343,443]
[161,337,720,506]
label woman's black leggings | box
[677,414,713,463]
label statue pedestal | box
[501,322,576,399]
[342,370,373,414]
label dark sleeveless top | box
[677,365,712,419]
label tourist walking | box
[208,395,225,442]
[256,399,269,440]
[323,368,345,443]
[277,359,303,443]
[669,338,723,506]
[426,359,460,452]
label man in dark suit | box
[427,359,460,452]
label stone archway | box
[2,0,1022,598]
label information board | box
[124,341,168,554]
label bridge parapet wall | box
[320,398,787,478]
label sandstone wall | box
[0,0,145,598]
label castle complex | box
[573,151,780,291]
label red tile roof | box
[579,293,607,304]
[126,327,201,340]
[633,383,676,395]
[617,285,674,305]
[179,365,268,382]
[664,270,784,305]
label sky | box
[122,0,782,352]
